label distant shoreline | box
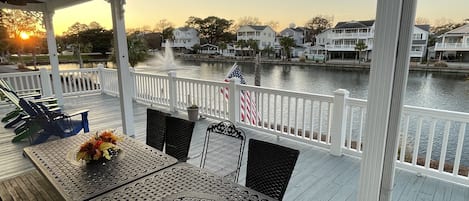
[177,55,469,75]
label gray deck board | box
[0,94,467,201]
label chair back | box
[246,139,299,201]
[146,109,170,151]
[200,121,245,183]
[164,116,195,162]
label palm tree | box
[246,39,259,57]
[261,45,275,59]
[236,40,247,58]
[279,37,295,61]
[218,42,227,56]
[354,41,368,64]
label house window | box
[412,33,423,40]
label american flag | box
[221,63,260,125]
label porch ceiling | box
[0,0,91,11]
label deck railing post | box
[229,78,241,124]
[330,89,349,156]
[97,64,105,94]
[39,68,53,97]
[168,71,177,113]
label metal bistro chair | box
[200,121,246,183]
[164,116,195,162]
[146,108,170,151]
[246,139,299,201]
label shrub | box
[434,61,448,67]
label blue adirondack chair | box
[17,99,89,144]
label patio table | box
[23,133,178,201]
[92,163,276,201]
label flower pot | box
[187,107,199,121]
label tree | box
[191,44,201,54]
[305,15,333,45]
[161,26,174,41]
[246,39,258,56]
[218,42,227,55]
[415,17,429,25]
[154,19,174,32]
[186,16,233,44]
[78,28,113,55]
[279,37,295,60]
[126,33,148,67]
[264,20,279,32]
[354,41,368,64]
[63,22,89,67]
[1,9,43,65]
[236,39,247,57]
[261,45,275,58]
[231,16,262,32]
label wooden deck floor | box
[0,94,468,201]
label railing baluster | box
[280,95,283,132]
[287,96,291,135]
[358,108,364,152]
[347,106,353,149]
[412,118,423,165]
[294,98,299,136]
[425,120,437,168]
[327,103,332,144]
[453,123,466,176]
[310,100,315,141]
[400,115,410,162]
[274,95,278,131]
[267,93,271,130]
[302,98,306,138]
[318,102,323,142]
[438,121,451,172]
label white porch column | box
[330,89,349,156]
[358,0,417,201]
[42,9,64,106]
[109,0,134,136]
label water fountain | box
[136,40,199,73]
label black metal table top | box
[92,163,276,201]
[23,133,178,201]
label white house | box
[279,25,307,46]
[236,25,276,50]
[410,25,430,61]
[172,27,200,50]
[434,24,469,62]
[316,20,429,61]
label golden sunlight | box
[19,32,30,40]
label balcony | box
[328,32,374,39]
[409,50,424,58]
[1,68,469,200]
[435,43,469,51]
[325,44,373,51]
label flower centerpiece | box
[76,130,123,162]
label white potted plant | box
[186,95,199,121]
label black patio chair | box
[146,108,170,151]
[164,116,195,162]
[200,121,246,183]
[246,139,299,201]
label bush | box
[434,61,448,67]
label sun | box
[20,32,30,40]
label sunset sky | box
[53,0,468,35]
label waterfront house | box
[199,44,219,55]
[316,20,429,62]
[279,25,308,46]
[171,27,200,51]
[236,25,276,51]
[434,23,469,62]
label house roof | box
[176,27,195,32]
[248,25,268,31]
[445,24,469,34]
[335,20,375,29]
[415,25,430,32]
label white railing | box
[239,85,334,149]
[435,42,469,51]
[133,72,170,107]
[0,71,42,93]
[328,32,374,39]
[100,68,119,96]
[59,68,101,96]
[2,67,469,186]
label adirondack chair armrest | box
[21,115,31,120]
[67,110,89,117]
[43,103,59,109]
[17,93,41,99]
[31,97,57,103]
